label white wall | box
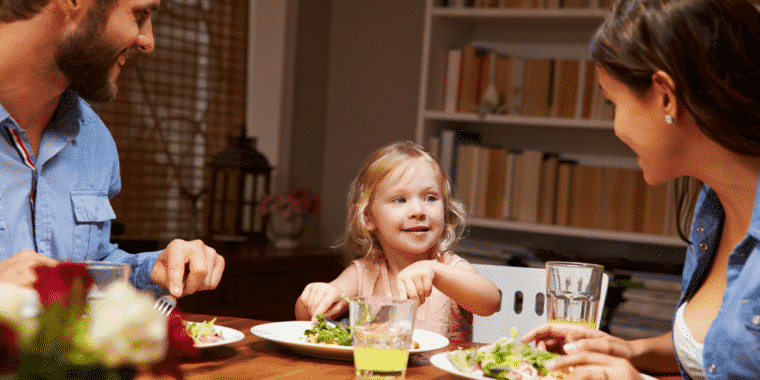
[247,0,298,193]
[248,0,426,248]
[319,1,426,246]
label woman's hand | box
[396,260,435,305]
[296,282,347,321]
[521,323,636,359]
[546,351,647,380]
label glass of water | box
[546,261,604,328]
[349,296,418,379]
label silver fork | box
[153,295,177,316]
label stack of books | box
[430,130,702,236]
[607,271,682,340]
[440,45,613,121]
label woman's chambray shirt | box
[0,90,162,291]
[676,175,760,379]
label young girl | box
[295,141,501,341]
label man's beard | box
[55,8,124,103]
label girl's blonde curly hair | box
[337,141,466,261]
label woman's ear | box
[652,70,679,120]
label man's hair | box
[0,0,117,22]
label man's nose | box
[137,22,155,53]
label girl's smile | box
[365,158,445,259]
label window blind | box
[91,0,249,245]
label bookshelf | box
[415,0,690,273]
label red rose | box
[32,262,95,308]
[149,310,199,379]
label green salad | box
[303,314,352,346]
[447,327,561,380]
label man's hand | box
[0,250,58,287]
[150,239,225,297]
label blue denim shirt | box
[677,175,760,379]
[0,90,162,291]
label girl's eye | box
[424,194,439,202]
[392,197,406,204]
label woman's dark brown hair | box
[590,0,760,241]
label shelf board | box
[431,7,607,23]
[467,217,687,247]
[424,110,614,130]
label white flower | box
[88,282,167,367]
[0,282,40,345]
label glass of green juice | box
[349,296,418,379]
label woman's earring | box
[665,114,674,124]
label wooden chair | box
[472,264,609,344]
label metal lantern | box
[207,125,272,242]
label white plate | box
[430,352,660,380]
[194,325,245,348]
[250,320,449,360]
[430,352,489,380]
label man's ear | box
[651,70,679,119]
[57,0,89,18]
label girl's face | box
[365,158,445,259]
[597,66,685,185]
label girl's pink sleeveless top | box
[351,252,473,342]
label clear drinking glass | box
[75,261,131,300]
[546,261,604,328]
[349,296,418,379]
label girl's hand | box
[545,351,646,380]
[521,323,635,359]
[396,260,435,304]
[297,282,347,321]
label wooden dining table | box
[137,314,683,380]
[136,313,476,379]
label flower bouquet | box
[0,262,198,380]
[260,188,320,248]
[259,187,320,221]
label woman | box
[521,0,760,378]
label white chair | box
[472,264,609,344]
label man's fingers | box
[183,243,211,295]
[208,254,225,289]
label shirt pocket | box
[71,191,116,259]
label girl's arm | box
[294,264,360,321]
[430,259,501,316]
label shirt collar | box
[749,168,760,240]
[0,88,82,139]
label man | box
[0,0,224,298]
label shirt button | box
[699,243,709,251]
[753,315,760,325]
[709,364,716,373]
[696,226,704,233]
